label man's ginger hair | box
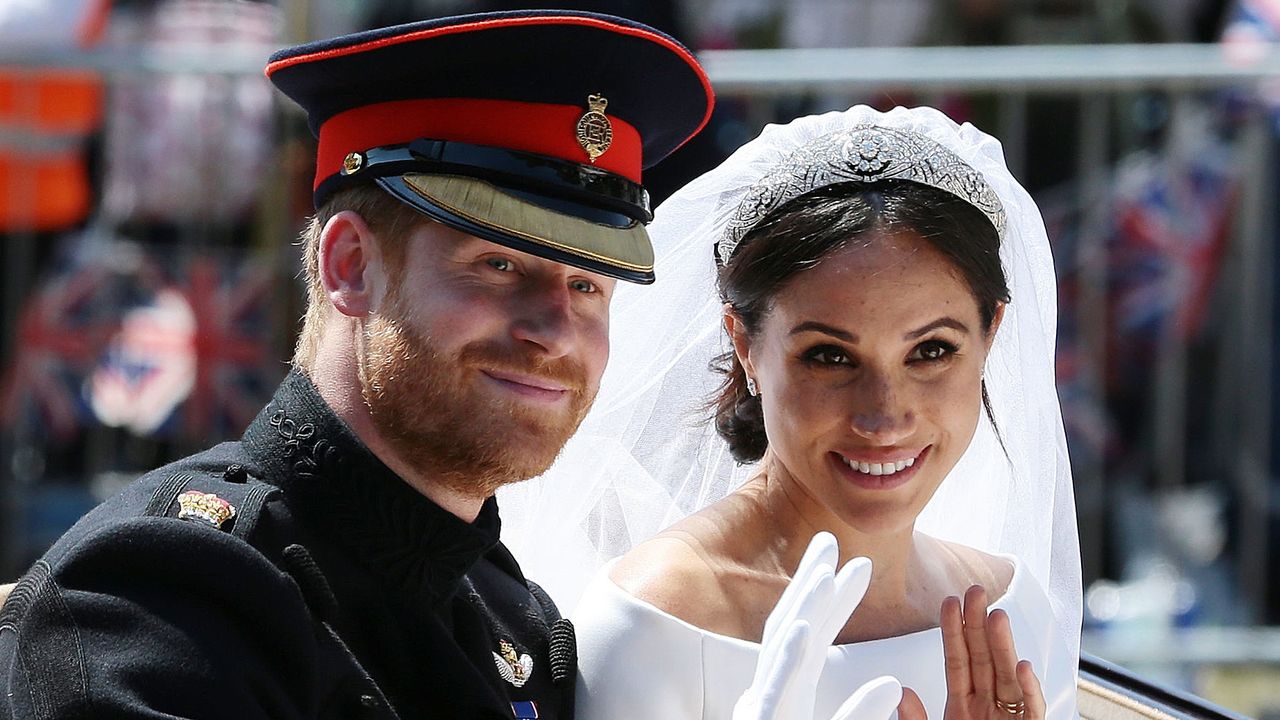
[293,185,428,371]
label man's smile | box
[481,368,572,402]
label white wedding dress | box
[574,554,1078,720]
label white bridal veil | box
[499,105,1082,665]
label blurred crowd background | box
[2,0,1280,714]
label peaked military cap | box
[266,10,714,284]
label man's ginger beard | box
[357,290,595,498]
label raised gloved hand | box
[733,532,903,720]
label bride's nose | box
[848,373,917,444]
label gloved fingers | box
[756,545,834,711]
[763,558,833,652]
[796,532,840,575]
[815,556,873,646]
[731,685,762,720]
[764,532,838,646]
[755,618,813,717]
[769,565,834,694]
[755,570,823,691]
[780,567,842,720]
[772,534,838,640]
[789,563,836,634]
[830,676,903,720]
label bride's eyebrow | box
[905,317,969,340]
[789,321,857,342]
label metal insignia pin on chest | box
[492,639,533,687]
[177,490,236,528]
[575,93,613,163]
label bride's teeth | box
[842,454,919,476]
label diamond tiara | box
[716,125,1007,266]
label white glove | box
[733,532,903,720]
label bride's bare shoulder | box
[925,535,1016,599]
[608,510,740,626]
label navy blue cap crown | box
[265,10,715,284]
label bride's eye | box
[909,340,958,363]
[803,345,852,366]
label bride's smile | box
[830,446,927,491]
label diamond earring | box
[746,377,758,397]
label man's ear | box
[318,210,386,317]
[723,304,755,379]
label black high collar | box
[242,369,502,607]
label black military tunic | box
[0,370,574,719]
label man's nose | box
[510,280,575,358]
[848,373,916,445]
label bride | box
[498,105,1080,719]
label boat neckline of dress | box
[594,552,1022,651]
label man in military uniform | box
[0,11,712,719]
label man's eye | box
[486,257,515,272]
[569,278,597,293]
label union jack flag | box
[0,262,114,440]
[88,286,196,436]
[174,255,283,440]
[1223,0,1280,48]
[1109,144,1236,342]
[1222,0,1280,118]
[90,250,286,440]
[2,243,287,443]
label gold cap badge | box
[575,94,613,163]
[177,491,236,528]
[492,639,534,687]
[341,151,364,175]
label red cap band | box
[316,97,643,190]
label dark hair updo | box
[712,179,1010,463]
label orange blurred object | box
[0,0,110,232]
[0,70,102,231]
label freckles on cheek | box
[927,375,983,427]
[769,380,835,428]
